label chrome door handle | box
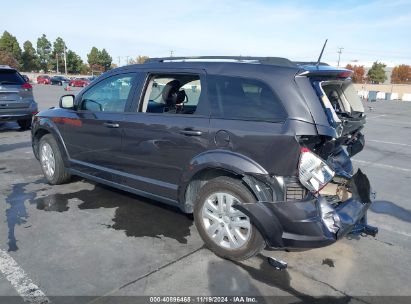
[180,130,203,136]
[103,122,120,128]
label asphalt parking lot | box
[1,84,411,303]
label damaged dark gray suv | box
[31,56,376,260]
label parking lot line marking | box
[0,249,49,304]
[367,139,411,148]
[353,159,411,172]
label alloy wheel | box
[40,142,55,178]
[201,192,251,249]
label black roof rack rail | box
[293,61,329,66]
[146,56,297,67]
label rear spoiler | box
[297,65,353,78]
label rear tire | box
[194,176,265,261]
[17,119,31,130]
[39,134,71,185]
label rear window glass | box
[0,69,24,85]
[207,75,287,121]
[322,81,364,114]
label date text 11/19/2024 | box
[149,296,259,303]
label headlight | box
[298,147,335,193]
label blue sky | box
[1,0,411,66]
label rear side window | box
[0,69,24,85]
[207,75,287,121]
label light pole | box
[56,54,59,73]
[337,47,344,67]
[63,43,67,75]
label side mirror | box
[59,94,75,109]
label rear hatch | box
[0,68,33,109]
[295,64,367,162]
[298,64,365,138]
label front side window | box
[141,74,203,115]
[80,74,135,112]
[208,75,287,122]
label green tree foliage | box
[66,50,83,74]
[367,61,387,84]
[0,50,19,68]
[51,37,66,72]
[391,64,411,84]
[80,63,91,75]
[36,34,52,72]
[99,48,112,71]
[87,47,112,73]
[0,31,22,67]
[21,41,39,71]
[87,46,102,72]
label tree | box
[51,37,66,73]
[98,48,112,71]
[87,47,112,73]
[136,55,149,64]
[345,64,365,83]
[21,41,39,71]
[80,63,91,75]
[0,50,19,68]
[391,64,411,84]
[129,55,149,65]
[0,31,22,66]
[367,61,387,84]
[87,46,103,73]
[37,34,52,72]
[66,50,83,74]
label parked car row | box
[36,75,96,87]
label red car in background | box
[69,77,90,87]
[37,75,51,84]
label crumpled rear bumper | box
[234,169,374,249]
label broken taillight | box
[298,147,335,193]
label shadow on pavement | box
[4,180,193,252]
[370,200,411,223]
[212,254,353,303]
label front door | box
[61,72,138,181]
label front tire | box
[17,119,31,130]
[39,134,71,185]
[194,176,265,261]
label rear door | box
[120,70,210,201]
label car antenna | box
[316,39,328,66]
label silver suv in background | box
[0,65,38,130]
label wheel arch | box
[179,150,269,213]
[32,119,69,166]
